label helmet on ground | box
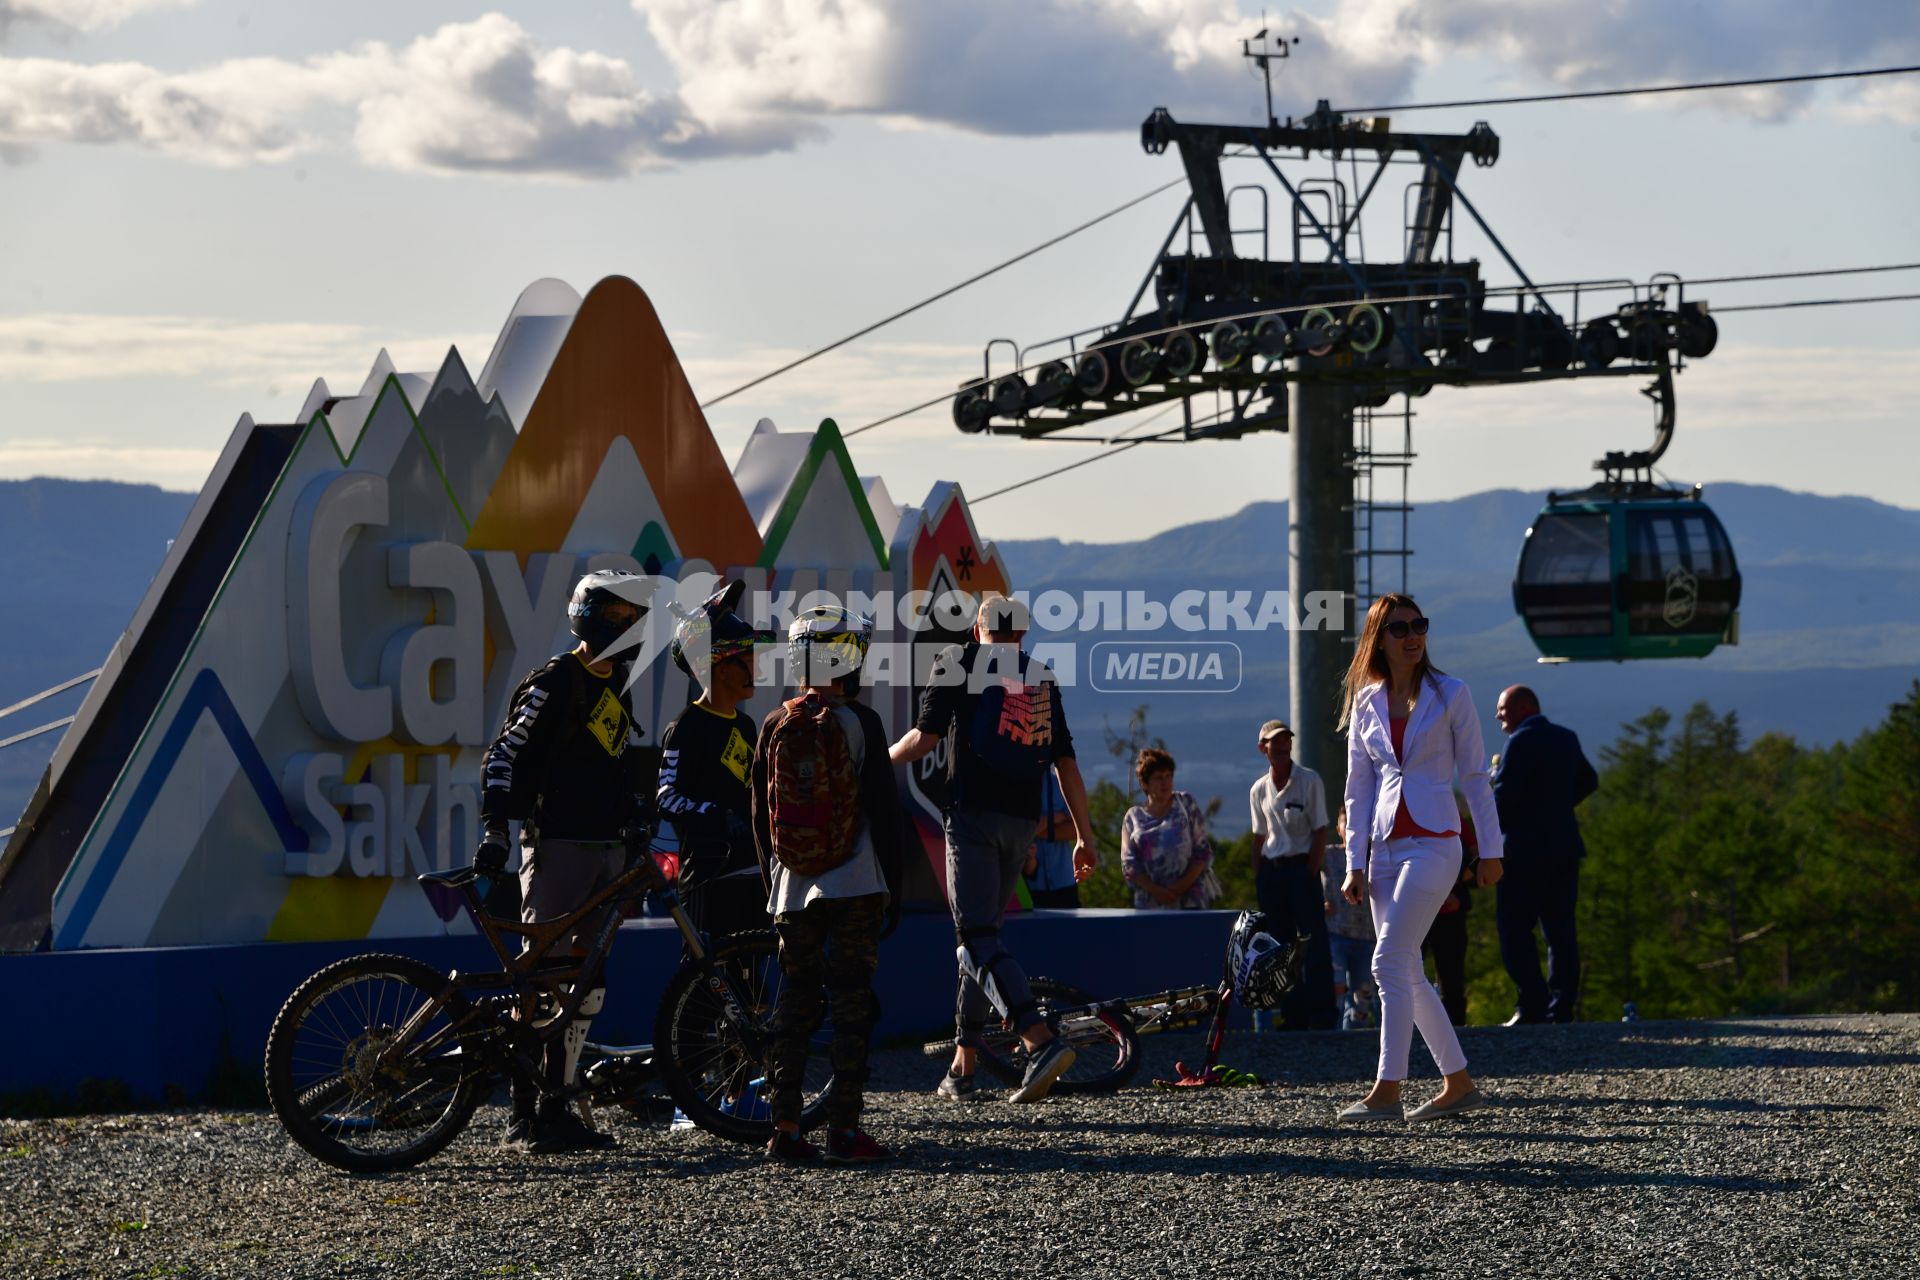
[669,579,776,682]
[568,570,648,662]
[1225,910,1302,1011]
[787,604,874,692]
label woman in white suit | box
[1338,593,1504,1122]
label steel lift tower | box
[949,36,1719,800]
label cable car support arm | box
[1598,347,1675,482]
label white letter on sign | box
[383,541,485,746]
[289,471,393,742]
[379,754,432,879]
[282,753,345,876]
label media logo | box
[1089,642,1242,693]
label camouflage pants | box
[767,892,887,1130]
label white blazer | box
[1344,673,1504,872]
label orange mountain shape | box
[466,275,764,569]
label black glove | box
[474,822,510,875]
[724,809,753,856]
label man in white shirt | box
[1249,720,1336,1029]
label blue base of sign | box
[0,908,1241,1107]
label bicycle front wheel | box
[654,931,832,1143]
[264,953,487,1174]
[971,977,1142,1095]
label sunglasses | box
[1383,618,1431,639]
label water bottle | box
[1621,1001,1639,1023]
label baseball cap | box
[1258,719,1291,741]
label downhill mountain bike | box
[918,979,1217,1092]
[264,817,829,1173]
[919,929,1311,1091]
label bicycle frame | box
[378,826,751,1094]
[1088,985,1222,1038]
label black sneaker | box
[529,1107,617,1154]
[934,1070,989,1103]
[1009,1036,1077,1104]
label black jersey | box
[915,642,1075,821]
[657,701,758,882]
[481,652,646,842]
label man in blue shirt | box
[1023,771,1081,908]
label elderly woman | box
[1120,748,1218,910]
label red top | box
[1388,714,1457,839]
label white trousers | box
[1368,834,1469,1082]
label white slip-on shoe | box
[1406,1088,1490,1121]
[1336,1099,1405,1123]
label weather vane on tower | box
[1242,21,1300,129]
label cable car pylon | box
[945,30,1729,800]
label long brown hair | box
[1338,593,1444,729]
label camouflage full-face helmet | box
[786,604,874,692]
[669,579,775,683]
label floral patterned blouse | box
[1121,792,1216,910]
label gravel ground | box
[3,1013,1917,1279]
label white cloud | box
[0,0,194,39]
[1834,77,1920,127]
[1364,0,1920,125]
[325,15,793,176]
[1,3,1913,175]
[630,0,1920,136]
[0,55,305,164]
[0,311,492,398]
[630,0,1415,134]
[0,13,785,174]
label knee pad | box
[560,986,605,1087]
[955,941,996,1005]
[956,943,1026,1022]
[955,925,1003,977]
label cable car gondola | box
[1512,351,1741,662]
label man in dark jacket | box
[477,569,652,1152]
[1491,685,1599,1024]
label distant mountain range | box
[997,482,1920,827]
[3,477,1917,833]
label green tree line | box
[1076,683,1920,1022]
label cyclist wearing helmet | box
[753,605,906,1164]
[476,567,652,1154]
[657,579,776,941]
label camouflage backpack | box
[764,693,863,876]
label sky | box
[2,0,1917,543]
